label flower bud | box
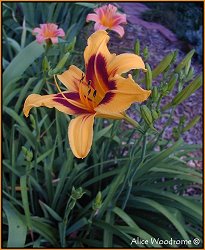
[66,37,76,52]
[167,74,178,92]
[186,66,194,82]
[49,52,70,75]
[42,56,50,72]
[171,50,178,64]
[29,114,36,129]
[163,74,202,110]
[143,46,149,61]
[140,105,153,127]
[134,39,140,55]
[145,63,152,90]
[92,191,102,211]
[151,109,159,121]
[22,146,33,162]
[152,52,175,79]
[161,84,168,96]
[151,86,159,102]
[175,49,195,73]
[71,186,85,200]
[185,59,191,76]
[171,74,202,106]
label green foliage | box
[3,2,202,248]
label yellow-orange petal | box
[108,53,146,77]
[96,111,124,120]
[23,92,89,117]
[68,114,95,159]
[57,65,84,92]
[84,30,114,66]
[95,75,151,114]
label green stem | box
[123,113,144,134]
[151,108,175,150]
[121,134,147,210]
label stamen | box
[88,80,91,87]
[80,73,85,82]
[88,89,91,95]
[93,90,97,98]
[54,74,71,103]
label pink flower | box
[32,23,65,44]
[86,4,127,37]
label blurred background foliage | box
[2,2,203,248]
[142,2,203,61]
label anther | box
[80,73,85,82]
[88,89,91,95]
[93,90,97,97]
[88,80,91,86]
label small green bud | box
[151,86,159,102]
[92,191,102,211]
[151,109,159,120]
[71,186,85,200]
[182,115,200,132]
[66,37,76,52]
[29,114,35,129]
[167,74,178,92]
[22,146,33,162]
[185,59,191,76]
[175,49,195,73]
[172,74,202,106]
[145,63,152,90]
[171,50,178,64]
[49,52,70,75]
[134,39,140,55]
[186,66,194,82]
[42,56,50,72]
[152,52,175,79]
[140,105,153,127]
[163,74,202,111]
[161,83,168,96]
[143,46,149,60]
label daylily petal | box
[57,65,84,92]
[50,37,58,44]
[35,35,45,44]
[23,92,89,117]
[56,28,65,37]
[96,111,124,120]
[111,25,125,37]
[94,22,107,31]
[68,114,95,158]
[95,75,151,114]
[84,30,112,66]
[84,31,116,98]
[108,53,146,76]
[32,27,41,35]
[86,13,99,22]
[113,13,127,25]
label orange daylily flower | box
[23,31,151,159]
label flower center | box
[43,27,55,38]
[100,11,115,28]
[79,74,100,111]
